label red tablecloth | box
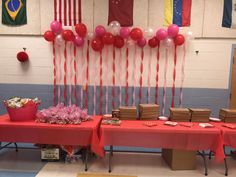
[99,120,225,162]
[212,122,236,148]
[0,114,103,156]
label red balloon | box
[91,38,104,51]
[75,23,87,37]
[148,37,160,48]
[174,34,185,46]
[114,36,124,48]
[130,28,143,41]
[17,51,29,62]
[62,30,75,41]
[44,30,55,42]
[102,32,114,45]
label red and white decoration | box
[44,20,193,115]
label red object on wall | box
[108,0,134,27]
[17,48,29,62]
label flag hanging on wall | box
[164,0,192,27]
[108,0,133,27]
[222,0,236,28]
[54,0,81,26]
[2,0,27,26]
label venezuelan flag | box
[164,0,192,27]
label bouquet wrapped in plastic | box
[36,103,92,125]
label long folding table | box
[99,120,225,174]
[0,114,103,171]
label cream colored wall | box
[0,0,235,90]
[0,35,234,90]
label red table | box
[0,114,103,170]
[99,120,225,173]
[211,122,236,176]
[212,122,236,148]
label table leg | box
[110,145,113,157]
[85,146,89,171]
[224,146,228,176]
[198,150,208,176]
[109,145,113,173]
[209,151,212,160]
[14,143,18,152]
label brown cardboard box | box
[119,106,137,120]
[219,109,236,122]
[162,149,196,170]
[139,104,159,120]
[189,108,211,122]
[169,108,191,122]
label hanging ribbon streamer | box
[85,40,90,109]
[93,50,99,115]
[80,47,84,108]
[125,46,129,106]
[99,50,103,114]
[64,41,67,105]
[63,0,67,26]
[147,48,152,103]
[54,0,57,21]
[118,49,122,107]
[53,41,57,106]
[132,45,137,106]
[105,47,109,113]
[57,44,62,104]
[73,45,78,105]
[73,0,76,25]
[68,0,72,26]
[162,49,169,116]
[139,48,144,103]
[155,46,160,104]
[112,46,116,109]
[171,45,177,108]
[179,44,186,107]
[59,0,62,24]
[68,43,73,105]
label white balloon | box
[185,31,194,41]
[109,21,121,28]
[55,34,64,46]
[144,27,154,39]
[87,32,94,40]
[108,21,121,35]
[163,37,174,48]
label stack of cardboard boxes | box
[119,106,137,120]
[139,104,159,120]
[219,109,236,123]
[189,108,211,122]
[169,108,191,122]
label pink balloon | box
[74,35,84,47]
[167,24,179,37]
[156,29,168,40]
[137,38,146,48]
[119,27,130,39]
[95,25,106,37]
[163,37,174,48]
[50,21,62,34]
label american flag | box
[54,0,81,26]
